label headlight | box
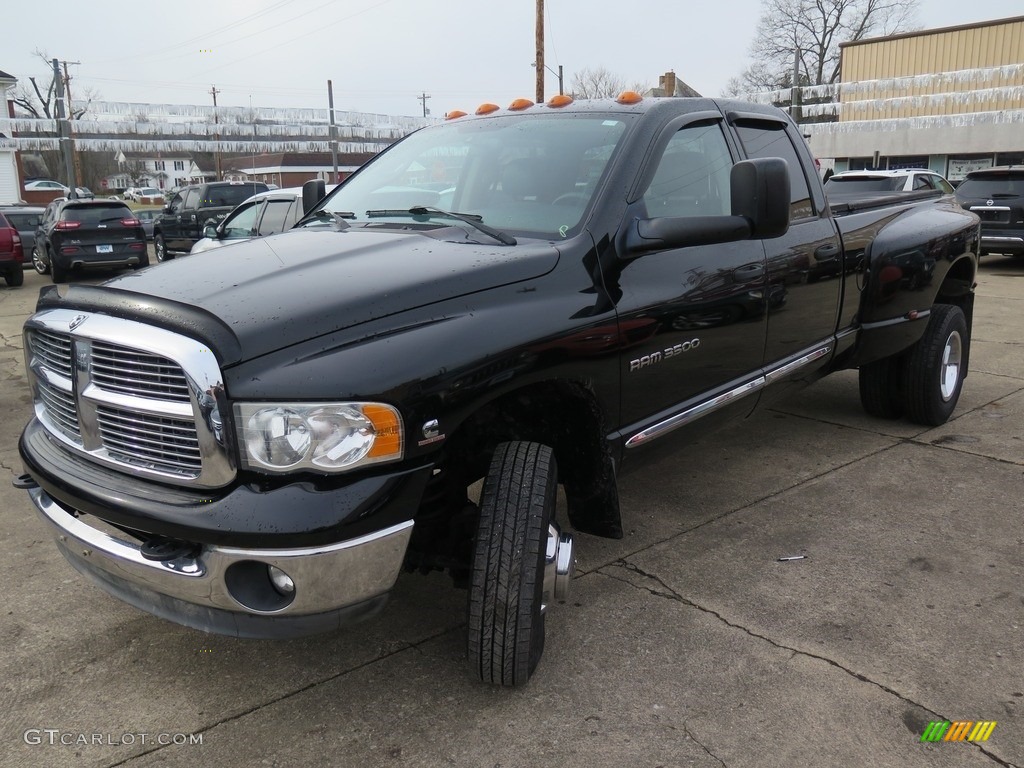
[235,402,403,474]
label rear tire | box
[32,245,49,275]
[902,304,968,426]
[4,267,24,287]
[154,233,173,262]
[468,441,556,687]
[858,355,905,419]
[50,252,68,284]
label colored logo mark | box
[921,720,996,742]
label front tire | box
[468,441,556,687]
[154,233,173,262]
[902,304,967,426]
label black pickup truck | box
[153,180,269,261]
[16,96,980,687]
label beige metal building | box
[806,15,1024,180]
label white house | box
[0,68,22,203]
[104,151,213,192]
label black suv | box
[154,181,269,260]
[954,166,1024,258]
[33,199,148,283]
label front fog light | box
[268,565,295,595]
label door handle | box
[814,243,841,263]
[733,263,766,280]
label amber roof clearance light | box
[547,94,574,108]
[446,110,468,120]
[616,91,643,105]
[475,103,500,115]
[508,98,535,111]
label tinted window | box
[824,177,902,193]
[182,189,200,209]
[4,212,44,230]
[257,199,295,235]
[735,122,814,219]
[956,175,1024,197]
[644,122,732,218]
[61,204,132,225]
[202,184,269,208]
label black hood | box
[67,228,560,362]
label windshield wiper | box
[365,206,516,246]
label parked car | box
[954,165,1024,257]
[0,210,26,287]
[24,179,70,195]
[32,199,148,283]
[74,187,95,200]
[825,169,954,199]
[190,185,336,254]
[125,186,164,204]
[154,180,270,260]
[0,204,45,260]
[133,208,162,240]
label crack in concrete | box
[682,721,727,767]
[601,561,1017,768]
[103,624,462,768]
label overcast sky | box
[3,0,1022,119]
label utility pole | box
[535,0,545,103]
[417,92,431,118]
[790,42,802,124]
[61,60,83,194]
[327,80,339,182]
[210,85,222,180]
[53,58,76,197]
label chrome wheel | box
[940,330,962,402]
[32,245,49,275]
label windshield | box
[825,176,903,193]
[306,113,632,240]
[956,175,1024,197]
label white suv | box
[825,169,954,195]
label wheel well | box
[442,381,622,539]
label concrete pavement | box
[0,255,1021,768]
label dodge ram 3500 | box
[16,95,980,687]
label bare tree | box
[732,0,919,93]
[11,49,99,119]
[570,67,649,100]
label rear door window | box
[734,121,814,220]
[256,199,295,236]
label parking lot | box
[1,255,1021,768]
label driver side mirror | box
[203,224,218,239]
[624,157,791,257]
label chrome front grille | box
[96,405,202,474]
[30,329,74,378]
[36,377,81,440]
[24,310,235,488]
[91,343,192,402]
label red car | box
[0,210,25,287]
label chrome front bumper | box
[29,487,414,638]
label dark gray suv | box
[954,166,1024,258]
